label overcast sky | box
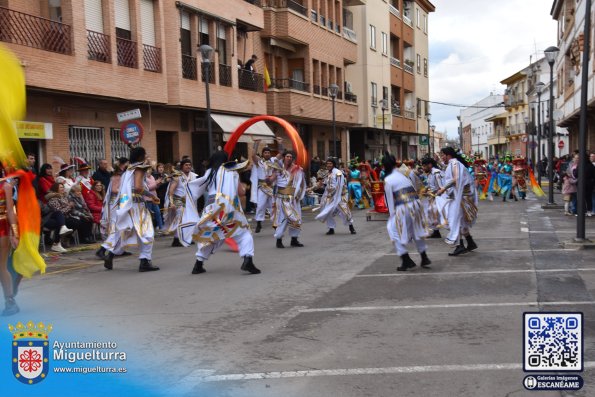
[429,0,558,140]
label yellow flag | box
[0,45,46,277]
[0,44,27,170]
[264,65,272,90]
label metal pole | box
[332,96,337,158]
[537,93,542,186]
[382,107,386,149]
[576,0,591,240]
[427,119,430,156]
[205,61,213,157]
[547,64,556,205]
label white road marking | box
[197,361,595,382]
[299,301,595,313]
[390,248,575,255]
[355,268,595,278]
[521,227,529,232]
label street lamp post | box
[379,98,389,149]
[431,124,436,156]
[329,83,339,158]
[536,81,544,185]
[456,115,463,150]
[426,113,431,157]
[544,45,560,207]
[576,0,591,241]
[199,44,214,156]
[524,116,529,159]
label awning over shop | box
[211,114,276,143]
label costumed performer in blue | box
[383,151,431,271]
[347,159,363,209]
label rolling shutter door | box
[181,11,190,30]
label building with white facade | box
[459,93,504,159]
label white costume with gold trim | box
[443,158,478,245]
[273,162,306,240]
[250,158,276,222]
[384,168,428,256]
[179,164,254,261]
[315,167,354,229]
[164,171,197,236]
[105,163,153,259]
[100,174,122,253]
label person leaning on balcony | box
[244,54,257,73]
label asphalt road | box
[16,194,595,397]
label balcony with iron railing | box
[313,84,321,95]
[262,0,307,16]
[321,86,328,96]
[389,4,400,17]
[342,26,356,42]
[403,14,412,26]
[390,56,401,68]
[345,92,357,103]
[403,62,414,74]
[392,105,401,116]
[143,44,161,72]
[238,69,264,92]
[219,64,232,86]
[272,78,309,92]
[87,30,110,63]
[0,6,72,54]
[116,37,137,68]
[182,54,197,80]
[403,109,415,119]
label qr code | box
[524,312,582,371]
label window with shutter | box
[140,0,155,46]
[217,24,227,65]
[84,0,103,32]
[199,17,209,46]
[114,0,131,31]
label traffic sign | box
[120,120,144,145]
[558,140,565,149]
[117,108,142,123]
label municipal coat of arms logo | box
[9,321,52,385]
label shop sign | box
[15,121,53,139]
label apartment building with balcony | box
[412,0,433,157]
[459,93,503,159]
[0,0,271,166]
[500,70,531,158]
[346,0,434,161]
[259,0,363,161]
[551,0,594,151]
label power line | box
[428,100,505,109]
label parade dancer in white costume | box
[271,150,306,248]
[383,152,431,271]
[164,158,197,247]
[178,151,260,275]
[421,157,447,239]
[250,140,281,233]
[315,158,356,235]
[436,147,478,256]
[96,168,122,259]
[103,147,160,272]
